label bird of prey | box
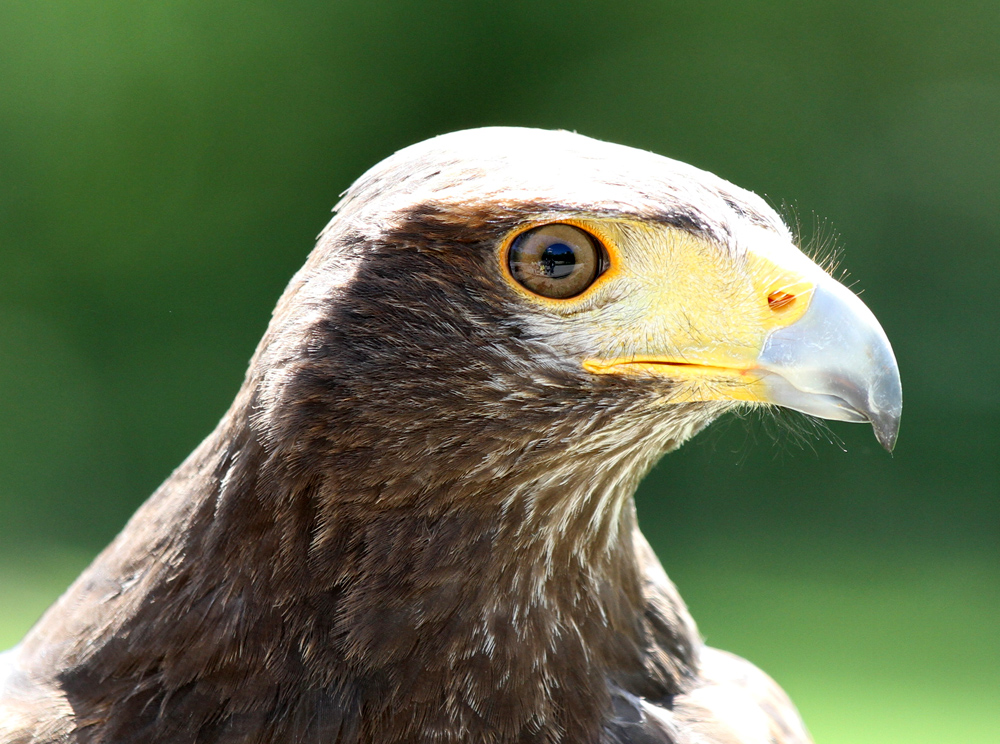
[0,127,901,744]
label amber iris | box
[508,224,605,299]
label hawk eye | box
[507,224,605,299]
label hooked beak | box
[755,278,902,450]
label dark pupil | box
[540,242,577,278]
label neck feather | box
[27,396,701,743]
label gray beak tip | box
[873,415,900,452]
[867,363,903,452]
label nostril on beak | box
[767,290,797,312]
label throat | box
[302,495,662,743]
[240,419,697,743]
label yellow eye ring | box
[502,222,612,300]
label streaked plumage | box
[0,128,900,744]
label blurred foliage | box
[0,1,997,742]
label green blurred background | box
[1,1,997,741]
